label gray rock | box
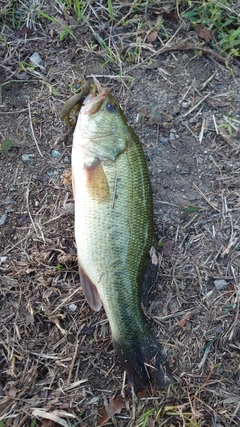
[4,200,17,205]
[214,279,228,290]
[51,150,61,159]
[69,303,77,312]
[182,100,191,109]
[22,154,35,163]
[63,156,70,164]
[29,52,46,72]
[0,213,7,226]
[160,137,169,146]
[47,170,58,177]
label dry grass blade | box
[32,409,76,426]
[181,92,213,118]
[27,101,44,157]
[192,183,219,211]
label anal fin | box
[78,262,102,311]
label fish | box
[71,85,173,391]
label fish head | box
[74,88,132,162]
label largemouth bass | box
[72,86,173,391]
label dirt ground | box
[0,2,240,426]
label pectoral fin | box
[85,158,110,203]
[78,262,102,311]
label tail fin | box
[114,334,173,392]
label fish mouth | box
[81,89,107,115]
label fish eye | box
[75,83,81,90]
[106,102,117,113]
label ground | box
[0,2,240,427]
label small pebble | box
[0,256,8,264]
[4,200,17,205]
[215,324,222,333]
[214,279,228,290]
[0,213,7,226]
[182,100,191,109]
[51,150,61,159]
[62,203,74,214]
[47,170,58,177]
[69,303,77,312]
[169,132,175,140]
[29,52,46,72]
[63,156,70,164]
[22,153,35,163]
[159,137,169,146]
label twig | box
[181,121,199,141]
[50,288,80,315]
[129,41,228,73]
[2,232,32,255]
[192,183,219,211]
[160,42,227,65]
[121,371,127,399]
[181,92,212,118]
[199,118,206,143]
[67,338,79,387]
[26,180,44,240]
[199,70,217,91]
[218,128,237,148]
[27,101,43,157]
[212,114,218,134]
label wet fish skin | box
[72,88,173,391]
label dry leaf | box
[162,10,178,22]
[179,313,192,328]
[41,421,59,427]
[97,394,125,426]
[195,24,212,43]
[6,386,18,398]
[14,27,32,37]
[147,416,155,427]
[32,409,75,427]
[137,389,148,398]
[147,30,158,43]
[49,27,54,38]
[98,405,109,426]
[62,169,72,185]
